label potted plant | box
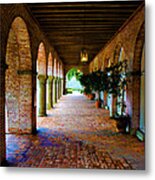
[114,113,131,133]
[79,74,95,100]
[90,70,107,108]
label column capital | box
[53,76,56,80]
[37,74,47,83]
[47,75,54,81]
[54,77,59,81]
[57,77,61,81]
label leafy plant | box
[90,70,108,101]
[105,60,128,116]
[66,68,83,81]
[79,74,92,91]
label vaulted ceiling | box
[27,1,144,66]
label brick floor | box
[6,94,145,169]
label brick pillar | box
[47,76,54,110]
[38,75,47,116]
[32,72,37,134]
[0,62,6,166]
[18,70,32,134]
[131,75,141,135]
[103,91,107,107]
[112,95,117,117]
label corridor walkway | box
[6,94,145,169]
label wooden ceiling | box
[27,1,144,66]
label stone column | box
[58,78,60,99]
[61,78,64,96]
[47,76,54,110]
[58,78,61,99]
[52,77,56,105]
[38,74,47,116]
[63,76,66,95]
[55,77,58,103]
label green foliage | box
[105,60,127,97]
[66,68,83,81]
[79,74,93,95]
[79,59,128,103]
[90,70,108,93]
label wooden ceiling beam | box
[29,2,141,9]
[33,13,132,18]
[30,8,137,14]
[36,17,127,21]
[41,27,119,31]
[39,22,124,27]
[45,31,115,35]
[27,1,143,65]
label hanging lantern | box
[80,48,88,62]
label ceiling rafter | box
[27,1,144,65]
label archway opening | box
[5,17,32,134]
[66,68,83,95]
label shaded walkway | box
[6,94,144,169]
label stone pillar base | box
[38,113,47,117]
[136,129,145,141]
[130,128,137,135]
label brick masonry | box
[0,4,64,165]
[89,4,145,134]
[5,17,32,134]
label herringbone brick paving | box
[6,94,145,169]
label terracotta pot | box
[95,100,101,108]
[87,94,90,99]
[89,93,95,100]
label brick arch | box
[133,22,145,72]
[57,61,60,77]
[131,22,145,133]
[113,42,122,65]
[59,62,63,78]
[56,59,59,77]
[104,57,110,69]
[5,16,32,133]
[53,57,57,77]
[47,52,53,76]
[37,42,47,75]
